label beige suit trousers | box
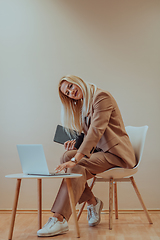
[51,150,126,221]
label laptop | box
[17,144,70,176]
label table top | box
[5,173,82,179]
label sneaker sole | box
[89,200,104,227]
[37,226,69,237]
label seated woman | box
[37,75,136,237]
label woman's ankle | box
[87,197,97,206]
[53,213,64,222]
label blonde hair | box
[58,75,97,135]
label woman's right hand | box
[64,139,77,151]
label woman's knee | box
[60,150,77,164]
[67,164,87,179]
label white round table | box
[6,173,82,239]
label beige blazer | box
[77,88,136,168]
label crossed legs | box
[51,150,116,221]
[37,150,124,237]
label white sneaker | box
[37,217,69,237]
[87,198,103,227]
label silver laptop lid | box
[17,144,50,175]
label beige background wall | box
[0,0,160,211]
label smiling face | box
[60,80,83,100]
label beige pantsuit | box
[51,88,136,221]
[51,150,125,221]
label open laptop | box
[17,144,70,176]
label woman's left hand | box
[64,139,76,151]
[55,161,76,173]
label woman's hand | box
[64,139,77,151]
[55,152,85,173]
[55,161,76,173]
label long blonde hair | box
[58,75,97,135]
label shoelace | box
[87,205,98,220]
[43,217,57,228]
[87,208,91,220]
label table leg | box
[37,179,42,229]
[8,179,21,240]
[66,178,80,238]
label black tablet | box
[53,125,84,149]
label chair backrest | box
[125,126,148,167]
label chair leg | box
[109,178,113,230]
[130,176,153,224]
[37,179,42,229]
[8,179,21,240]
[77,177,96,221]
[77,202,86,221]
[114,182,118,219]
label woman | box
[37,75,136,237]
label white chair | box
[77,126,153,229]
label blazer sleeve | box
[77,91,114,158]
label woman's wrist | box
[70,157,78,164]
[72,152,85,164]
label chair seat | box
[96,167,138,180]
[77,126,153,229]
